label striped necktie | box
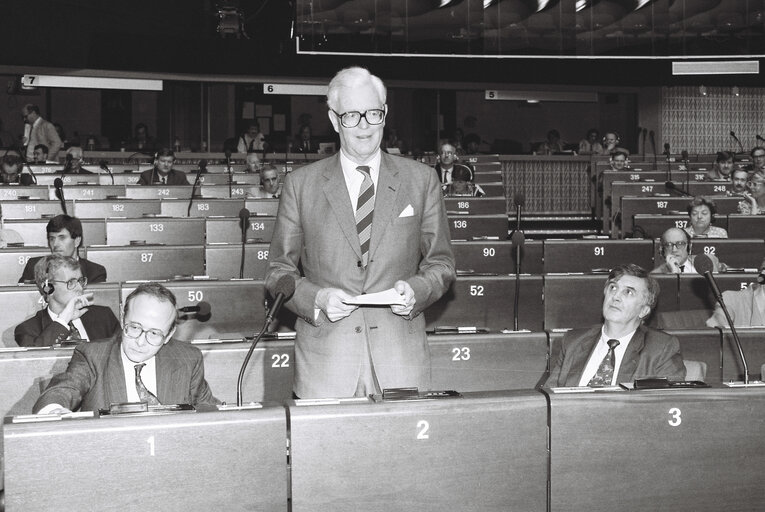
[588,339,620,387]
[67,321,82,341]
[355,165,375,268]
[134,363,161,406]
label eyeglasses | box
[440,150,456,156]
[123,322,167,346]
[330,108,385,128]
[661,241,687,250]
[51,277,87,290]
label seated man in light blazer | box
[33,282,218,413]
[16,255,119,347]
[546,263,686,387]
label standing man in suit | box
[15,255,119,347]
[136,148,190,185]
[19,215,107,284]
[266,67,455,399]
[33,282,218,413]
[22,103,63,161]
[546,264,686,387]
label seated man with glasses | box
[16,255,119,347]
[33,282,218,413]
[651,227,725,274]
[434,142,474,192]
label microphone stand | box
[239,213,249,279]
[226,154,233,199]
[702,271,749,385]
[236,322,269,406]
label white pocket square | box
[398,205,414,217]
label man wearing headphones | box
[15,255,119,347]
[608,149,630,171]
[434,141,474,193]
[603,132,620,154]
[651,227,725,274]
[136,148,190,185]
[19,214,107,284]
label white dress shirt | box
[48,307,89,341]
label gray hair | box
[326,67,386,111]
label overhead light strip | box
[672,61,759,75]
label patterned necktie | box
[67,321,82,341]
[356,165,375,267]
[134,363,161,405]
[588,339,620,387]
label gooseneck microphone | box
[681,149,690,188]
[225,148,233,198]
[695,254,749,384]
[53,178,67,215]
[756,134,765,144]
[98,160,115,185]
[178,301,211,315]
[239,207,250,279]
[649,131,657,170]
[17,147,37,184]
[663,142,671,181]
[664,181,692,197]
[237,275,295,406]
[730,131,745,153]
[511,193,525,331]
[187,159,207,217]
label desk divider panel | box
[425,275,543,332]
[543,274,608,329]
[123,185,195,200]
[0,347,73,417]
[451,239,541,275]
[676,273,758,316]
[429,332,549,392]
[448,213,508,241]
[546,388,765,512]
[727,214,765,238]
[244,198,280,216]
[105,217,206,246]
[34,175,99,186]
[665,328,724,384]
[160,198,246,218]
[205,216,276,244]
[4,407,289,511]
[631,214,689,239]
[86,244,205,282]
[73,198,161,218]
[45,184,125,200]
[543,239,654,273]
[0,247,53,286]
[289,391,547,512]
[205,243,271,280]
[0,186,49,200]
[721,327,765,381]
[443,196,506,215]
[0,200,74,219]
[652,240,764,270]
[3,218,106,248]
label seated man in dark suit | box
[546,264,686,387]
[19,214,107,283]
[136,148,190,185]
[33,282,219,413]
[15,255,119,347]
[0,154,34,185]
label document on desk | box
[344,288,407,306]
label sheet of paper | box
[344,288,407,306]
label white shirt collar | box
[47,307,89,341]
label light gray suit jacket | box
[266,152,456,398]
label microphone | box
[239,208,250,279]
[648,131,657,170]
[187,159,207,217]
[53,178,67,215]
[664,181,692,197]
[512,192,525,233]
[663,143,671,157]
[17,147,37,184]
[237,275,295,406]
[681,149,690,186]
[730,131,745,153]
[225,148,233,198]
[695,254,749,385]
[510,229,525,331]
[757,134,765,143]
[64,153,73,173]
[98,160,115,185]
[641,128,647,158]
[178,301,211,315]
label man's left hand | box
[391,280,415,317]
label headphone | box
[41,258,55,296]
[602,132,621,146]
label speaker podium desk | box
[545,387,765,512]
[289,390,547,512]
[3,406,288,511]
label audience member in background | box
[54,122,76,149]
[22,103,63,161]
[0,154,34,185]
[684,196,728,238]
[32,144,49,163]
[381,127,406,154]
[435,142,466,186]
[602,132,621,154]
[538,129,564,155]
[128,123,157,152]
[294,124,316,153]
[704,151,735,181]
[19,215,107,284]
[730,169,750,196]
[444,165,484,197]
[250,164,281,199]
[738,172,765,215]
[16,255,119,347]
[464,133,481,155]
[578,128,604,155]
[237,121,265,153]
[137,148,190,185]
[60,146,93,174]
[0,203,23,248]
[750,146,765,173]
[33,282,219,413]
[546,264,685,387]
[706,257,765,328]
[243,151,261,173]
[651,227,725,274]
[608,149,630,171]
